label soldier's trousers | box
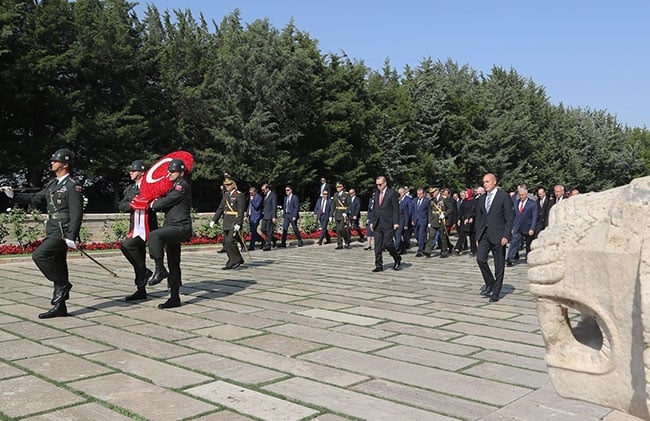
[223,228,244,266]
[32,236,69,287]
[335,219,350,246]
[149,225,190,290]
[121,236,148,287]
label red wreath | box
[129,151,193,240]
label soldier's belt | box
[48,212,69,220]
[336,207,347,210]
[225,211,238,215]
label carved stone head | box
[528,176,650,419]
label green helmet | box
[129,160,146,171]
[50,148,74,164]
[167,159,186,173]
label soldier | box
[1,148,83,319]
[424,187,451,258]
[119,160,158,301]
[331,182,351,249]
[211,176,246,269]
[147,159,192,309]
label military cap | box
[129,159,146,171]
[336,182,344,188]
[428,187,436,193]
[167,159,186,173]
[50,148,74,164]
[223,176,236,186]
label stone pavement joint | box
[0,244,633,420]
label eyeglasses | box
[285,189,291,191]
[376,183,384,186]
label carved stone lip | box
[535,297,613,375]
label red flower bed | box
[0,228,365,256]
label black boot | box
[39,302,67,319]
[148,260,168,286]
[158,288,181,309]
[51,283,72,305]
[125,288,147,301]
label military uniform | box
[148,159,192,308]
[13,148,83,318]
[212,178,246,269]
[331,183,351,248]
[119,160,158,300]
[424,191,452,257]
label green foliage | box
[0,208,45,248]
[102,216,130,242]
[1,0,649,211]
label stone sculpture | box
[528,176,650,419]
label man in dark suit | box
[314,190,332,245]
[348,187,365,242]
[534,186,551,238]
[369,176,401,272]
[147,159,192,309]
[260,183,277,251]
[475,173,514,302]
[395,187,411,254]
[319,177,333,198]
[119,159,158,301]
[245,186,263,250]
[280,184,303,247]
[507,187,538,266]
[412,188,430,257]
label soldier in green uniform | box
[119,160,158,301]
[331,182,351,249]
[211,176,246,269]
[5,148,84,319]
[424,187,452,258]
[147,159,192,309]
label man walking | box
[369,176,401,272]
[260,183,277,251]
[211,176,246,269]
[280,184,303,247]
[314,189,332,245]
[5,148,84,319]
[475,173,514,302]
[331,182,351,249]
[120,159,158,301]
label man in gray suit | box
[475,173,514,302]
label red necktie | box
[379,190,384,206]
[519,201,524,214]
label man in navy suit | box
[314,190,332,245]
[395,187,412,254]
[245,186,263,250]
[280,184,303,247]
[260,183,277,251]
[412,188,430,257]
[507,187,538,266]
[369,176,401,272]
[475,173,514,302]
[348,188,365,242]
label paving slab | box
[69,373,216,420]
[22,402,133,421]
[0,375,85,418]
[16,353,113,382]
[187,380,319,421]
[169,352,286,384]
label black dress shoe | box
[415,252,423,257]
[480,288,493,296]
[393,256,402,270]
[148,268,169,286]
[506,260,513,267]
[39,302,67,319]
[231,261,243,269]
[344,244,351,249]
[363,246,372,250]
[424,252,431,258]
[324,239,331,244]
[218,248,227,253]
[125,289,147,301]
[298,242,304,247]
[335,246,343,250]
[262,246,271,251]
[158,297,181,309]
[51,283,73,305]
[372,267,383,272]
[489,295,500,302]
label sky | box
[134,0,649,129]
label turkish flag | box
[129,151,193,240]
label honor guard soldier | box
[331,182,351,249]
[119,160,158,301]
[3,148,84,319]
[211,176,246,269]
[147,159,192,309]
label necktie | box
[379,190,384,206]
[321,198,326,214]
[519,201,524,214]
[485,192,493,213]
[417,198,422,208]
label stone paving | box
[0,240,640,420]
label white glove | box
[65,238,77,249]
[427,223,431,228]
[149,199,157,209]
[233,224,240,231]
[1,186,13,199]
[329,217,333,223]
[439,214,445,220]
[342,212,347,218]
[209,220,216,228]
